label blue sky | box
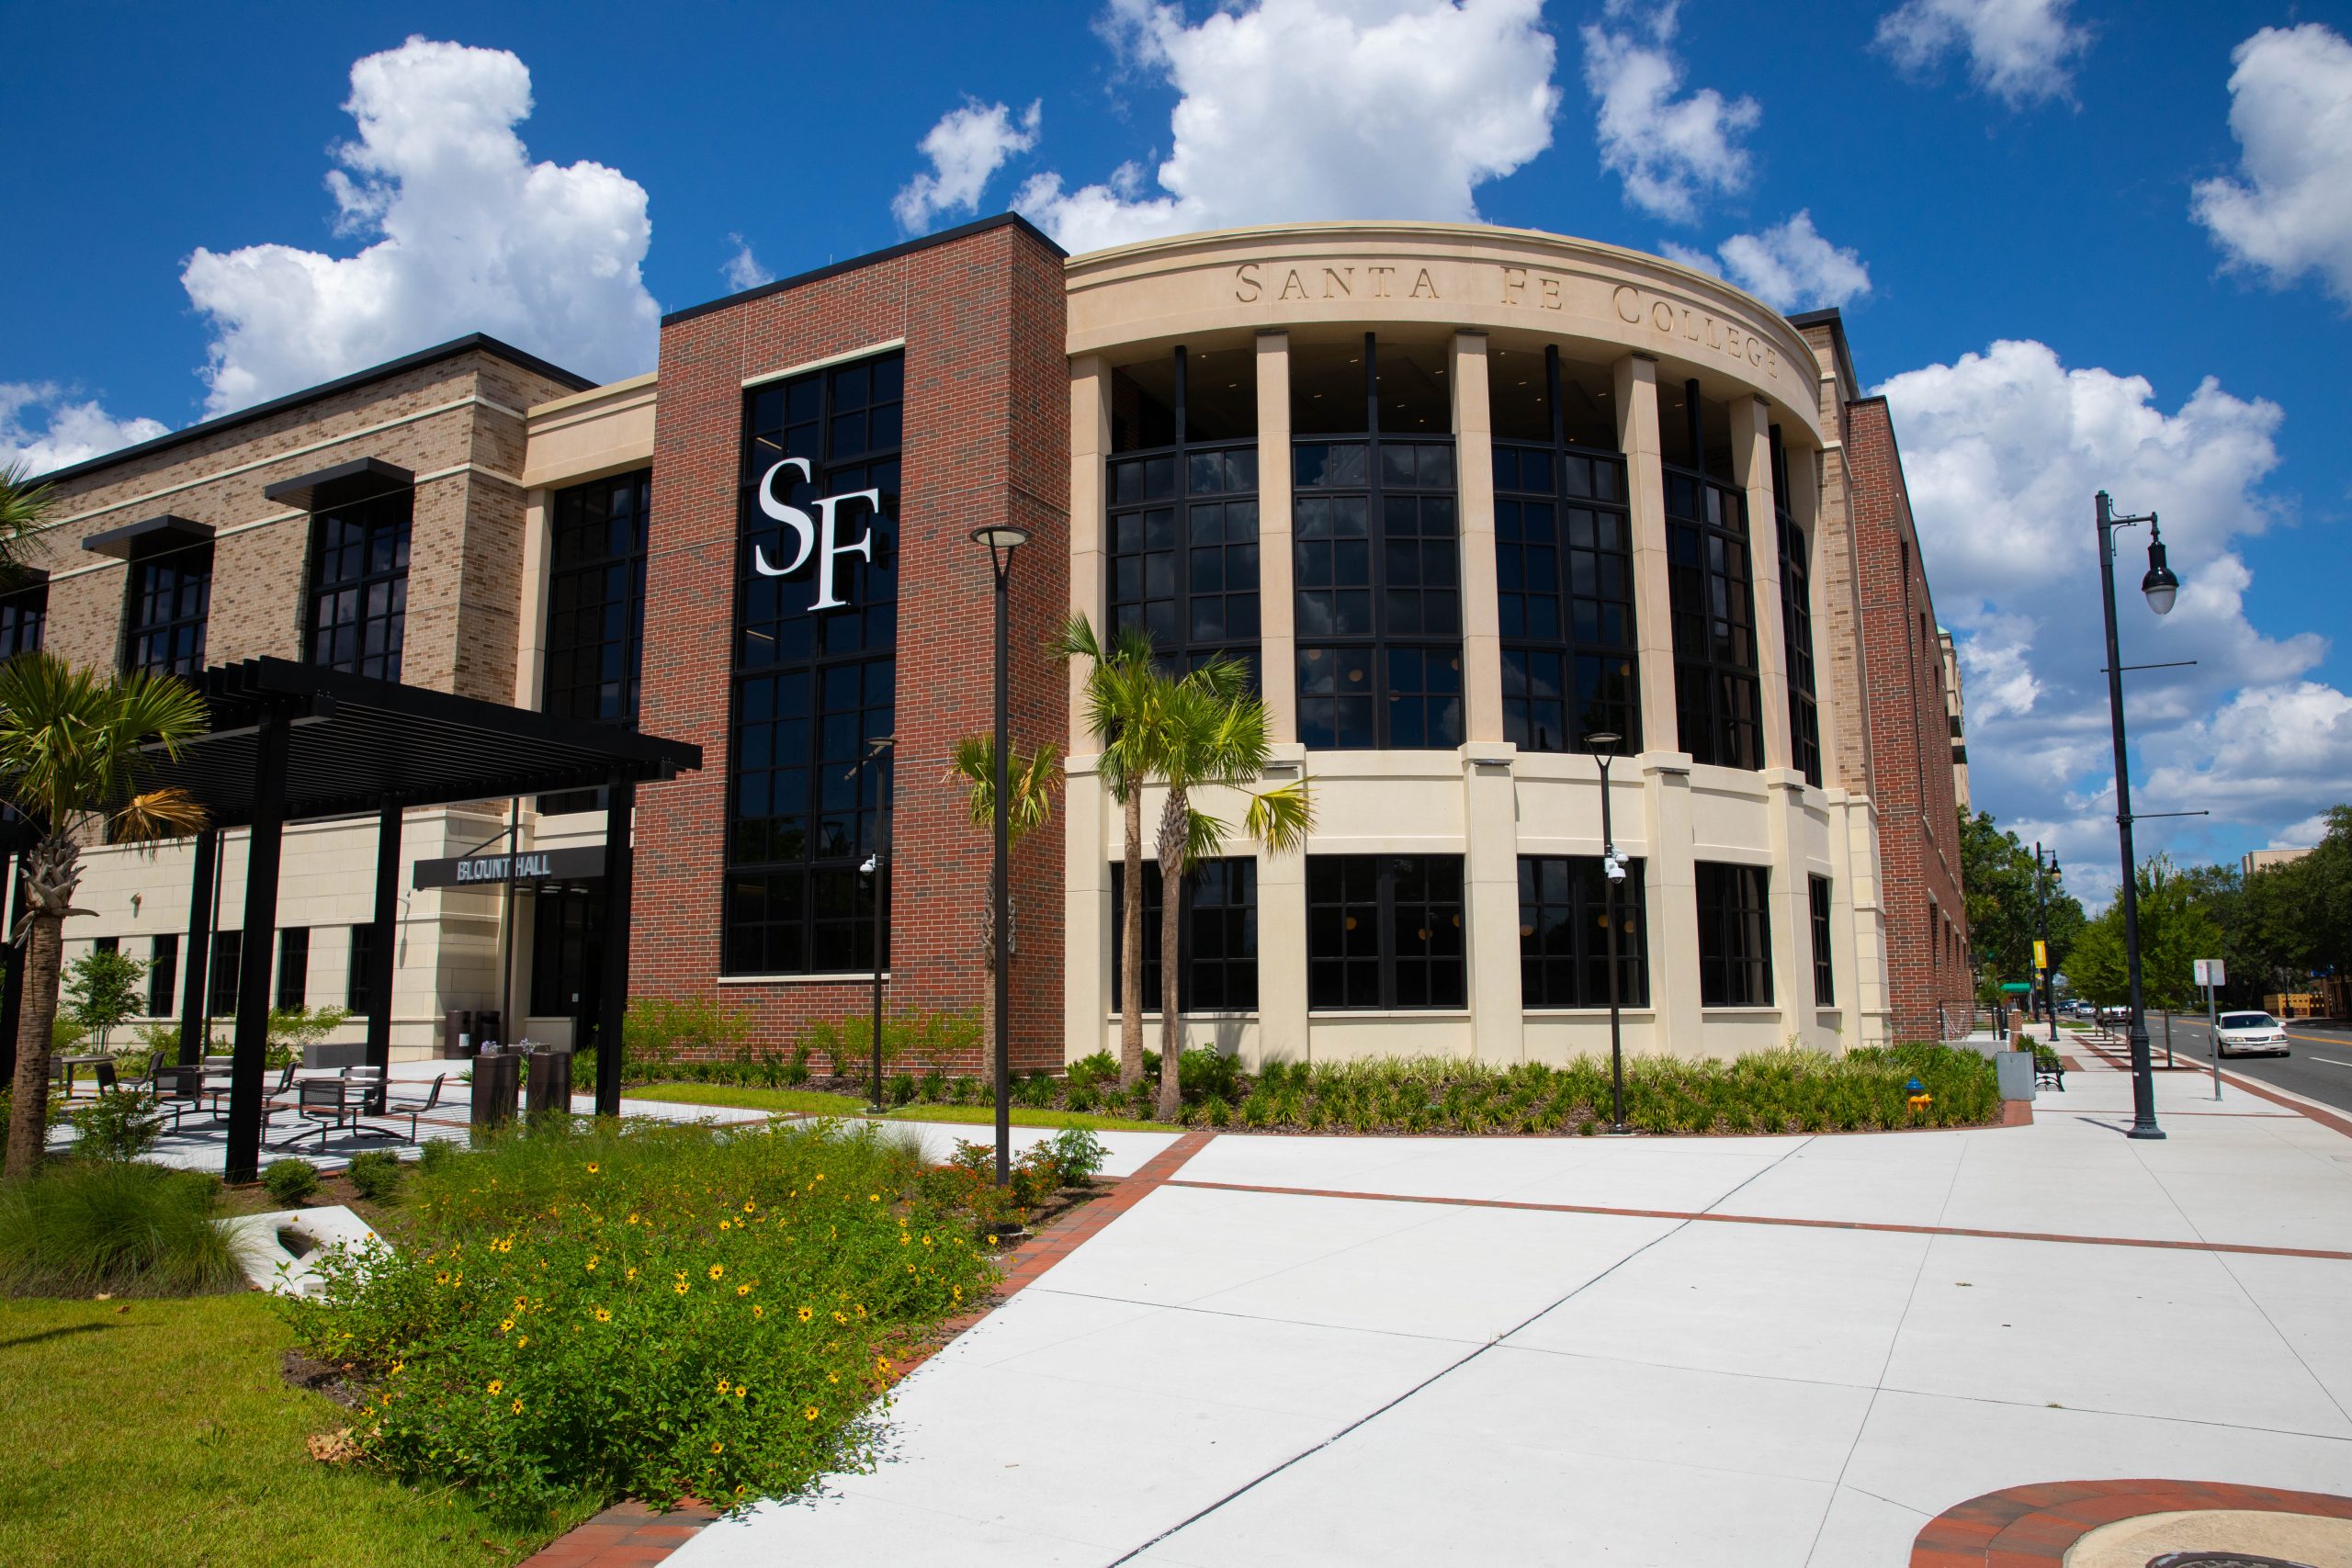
[5,0,2347,899]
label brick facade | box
[630,215,1069,1073]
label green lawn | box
[0,1295,571,1568]
[630,1082,1179,1133]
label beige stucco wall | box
[1062,222,1886,1067]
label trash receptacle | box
[1994,1049,2037,1102]
[470,1049,520,1129]
[526,1050,573,1121]
[443,1010,476,1059]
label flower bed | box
[277,1118,1102,1527]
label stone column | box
[1257,749,1310,1068]
[1645,757,1702,1055]
[1734,397,1793,774]
[514,489,552,709]
[1255,331,1296,742]
[1061,751,1109,1066]
[1068,355,1110,751]
[1462,747,1522,1062]
[1613,356,1681,759]
[1453,332,1503,744]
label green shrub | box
[1064,1051,1119,1092]
[68,1089,165,1162]
[1177,1047,1240,1104]
[261,1158,321,1205]
[278,1117,995,1523]
[345,1149,405,1203]
[0,1161,242,1296]
[418,1137,460,1173]
[1046,1127,1107,1183]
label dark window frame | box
[304,490,413,682]
[1494,347,1639,754]
[1808,874,1835,1007]
[723,350,902,977]
[1517,854,1650,1009]
[346,924,376,1018]
[0,578,47,659]
[1108,345,1261,678]
[1306,853,1466,1010]
[1695,861,1773,1008]
[277,927,309,1011]
[208,931,242,1018]
[149,932,178,1018]
[1295,336,1464,751]
[543,468,651,726]
[530,883,604,1019]
[1665,387,1762,770]
[1108,857,1260,1014]
[1771,427,1822,786]
[123,545,212,679]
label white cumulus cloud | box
[1662,210,1871,311]
[1580,0,1758,222]
[2191,23,2352,308]
[1009,0,1561,254]
[1874,0,2091,107]
[181,36,659,416]
[893,99,1042,233]
[0,384,170,476]
[1877,339,2346,895]
[721,235,776,292]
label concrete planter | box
[1994,1049,2038,1102]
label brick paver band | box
[1909,1479,2352,1564]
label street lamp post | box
[970,523,1029,1191]
[2096,489,2182,1142]
[1588,732,1630,1134]
[2035,844,2059,1047]
[847,736,895,1114]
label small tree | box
[944,736,1061,1066]
[63,946,150,1053]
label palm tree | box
[2,654,209,1177]
[944,735,1061,1067]
[1058,616,1312,1121]
[1052,615,1161,1089]
[0,461,55,586]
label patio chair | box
[223,1060,298,1117]
[341,1065,389,1113]
[277,1077,358,1151]
[151,1065,216,1132]
[368,1075,446,1143]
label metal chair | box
[277,1077,357,1150]
[368,1075,445,1143]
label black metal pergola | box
[143,659,700,1182]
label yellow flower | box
[434,1272,449,1286]
[803,1406,819,1422]
[516,1336,529,1348]
[626,1267,639,1281]
[719,1220,730,1231]
[710,1441,725,1455]
[390,1361,405,1376]
[876,1356,892,1374]
[594,1307,612,1324]
[742,1201,755,1213]
[867,1193,879,1202]
[586,1162,600,1174]
[832,1311,847,1324]
[486,1380,504,1395]
[752,1305,765,1320]
[717,1375,731,1393]
[797,1306,812,1323]
[511,1398,524,1414]
[707,1263,725,1280]
[674,1280,689,1295]
[585,1257,599,1271]
[733,1385,746,1400]
[827,1371,839,1384]
[502,1320,514,1334]
[627,1213,639,1224]
[514,1297,528,1311]
[952,1285,963,1303]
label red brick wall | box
[1844,397,1971,1040]
[633,218,1069,1072]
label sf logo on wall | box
[755,457,882,611]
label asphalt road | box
[2041,1011,2352,1114]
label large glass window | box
[149,933,178,1018]
[724,352,900,976]
[1109,857,1259,1012]
[0,579,46,659]
[1665,381,1761,770]
[1108,347,1260,676]
[208,931,241,1018]
[1306,854,1465,1010]
[1809,874,1835,1007]
[307,491,412,681]
[277,928,309,1011]
[125,547,210,678]
[545,470,650,725]
[1772,428,1823,786]
[1695,862,1772,1007]
[1295,334,1462,750]
[346,925,376,1018]
[1518,855,1649,1008]
[530,884,604,1017]
[1494,348,1638,754]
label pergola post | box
[595,775,635,1118]
[365,798,401,1074]
[177,828,218,1065]
[225,712,289,1184]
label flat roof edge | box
[662,212,1065,329]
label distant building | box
[1939,627,1968,815]
[2244,847,2312,877]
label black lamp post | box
[1588,732,1630,1134]
[847,735,894,1114]
[970,522,1029,1190]
[2035,843,2059,1046]
[2096,489,2181,1141]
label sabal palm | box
[1058,615,1312,1119]
[0,462,53,587]
[944,735,1061,1064]
[1,653,209,1178]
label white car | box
[2215,1010,2291,1057]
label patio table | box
[53,1055,109,1094]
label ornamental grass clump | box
[277,1116,997,1525]
[0,1159,244,1297]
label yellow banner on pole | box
[2032,940,2048,971]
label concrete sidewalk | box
[673,1057,2352,1568]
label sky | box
[4,0,2347,903]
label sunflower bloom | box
[486,1381,504,1395]
[804,1406,819,1421]
[594,1307,612,1324]
[708,1263,725,1280]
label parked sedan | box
[2215,1011,2292,1057]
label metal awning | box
[146,658,699,827]
[81,513,215,561]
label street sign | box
[2000,982,2033,993]
[2032,940,2048,970]
[2193,958,2225,987]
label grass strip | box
[630,1082,1179,1133]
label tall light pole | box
[847,735,895,1114]
[2096,489,2181,1142]
[1589,732,1630,1134]
[2035,844,2059,1046]
[970,523,1029,1190]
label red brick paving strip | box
[1160,1178,2352,1262]
[516,1131,1217,1567]
[1909,1479,2352,1564]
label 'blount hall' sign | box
[412,846,608,888]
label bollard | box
[525,1049,573,1122]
